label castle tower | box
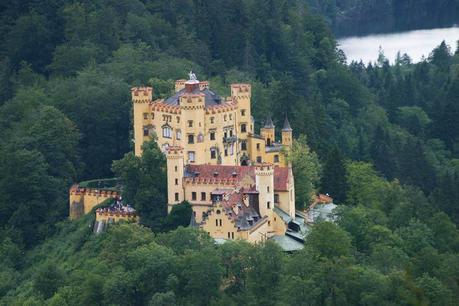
[260,116,275,146]
[281,116,293,148]
[287,164,296,218]
[231,84,252,160]
[166,146,185,212]
[179,73,207,164]
[255,163,274,230]
[131,87,153,156]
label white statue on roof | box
[189,70,197,81]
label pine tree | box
[320,146,347,204]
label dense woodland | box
[307,0,459,36]
[0,0,459,305]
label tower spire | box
[282,115,292,131]
[264,115,275,129]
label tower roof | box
[282,116,292,131]
[264,116,275,129]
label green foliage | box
[320,146,348,203]
[112,140,167,231]
[287,135,322,209]
[162,201,193,232]
[0,1,459,304]
[306,221,352,258]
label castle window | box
[256,156,262,163]
[162,126,172,138]
[175,193,179,201]
[187,151,195,163]
[210,117,215,124]
[176,129,181,140]
[274,154,279,163]
[216,209,221,214]
[175,178,178,185]
[219,219,222,226]
[197,133,204,143]
[188,134,194,144]
[224,115,227,121]
[241,141,247,151]
[188,120,193,127]
[231,232,234,239]
[143,113,148,119]
[151,113,154,119]
[210,148,217,159]
[176,116,180,123]
[215,219,218,226]
[224,131,228,139]
[274,194,279,203]
[193,211,196,217]
[229,129,233,137]
[188,151,195,163]
[229,114,232,120]
[267,186,270,193]
[210,131,215,141]
[192,192,197,201]
[267,201,271,209]
[256,143,260,150]
[268,221,271,226]
[228,232,231,239]
[201,192,206,201]
[241,124,247,133]
[175,166,178,172]
[241,109,246,116]
[229,144,234,155]
[224,147,228,156]
[143,127,149,136]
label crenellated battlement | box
[255,163,274,174]
[131,87,153,102]
[231,83,251,98]
[166,146,184,156]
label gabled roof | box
[164,87,222,106]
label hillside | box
[0,0,459,305]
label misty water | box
[338,26,459,64]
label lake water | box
[338,26,459,64]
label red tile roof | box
[185,164,290,191]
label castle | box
[70,73,307,247]
[132,71,293,166]
[131,73,299,244]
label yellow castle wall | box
[201,203,242,240]
[132,81,290,167]
[69,186,119,220]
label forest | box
[0,0,458,305]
